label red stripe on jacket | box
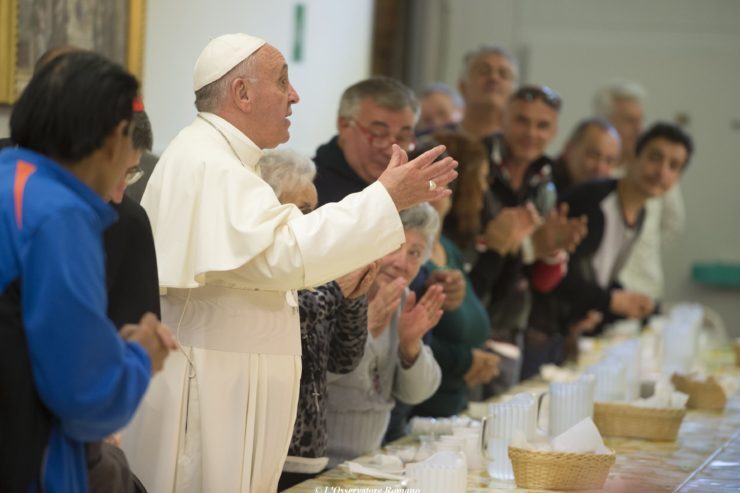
[14,160,37,229]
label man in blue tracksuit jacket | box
[0,51,175,493]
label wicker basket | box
[671,373,727,410]
[593,402,685,441]
[508,446,615,491]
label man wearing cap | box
[121,34,457,493]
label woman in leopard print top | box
[259,150,378,490]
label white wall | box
[142,0,374,155]
[0,0,374,154]
[416,0,740,335]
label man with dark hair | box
[105,108,160,330]
[0,51,176,493]
[554,122,694,333]
[88,107,160,493]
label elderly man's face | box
[609,97,643,161]
[338,97,416,184]
[375,229,427,289]
[247,45,300,149]
[564,125,620,184]
[419,91,460,133]
[460,53,517,110]
[502,99,558,165]
[627,137,687,198]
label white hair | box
[399,203,440,262]
[593,80,647,118]
[421,82,464,109]
[194,53,260,113]
[258,149,316,199]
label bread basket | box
[593,402,685,441]
[508,446,615,490]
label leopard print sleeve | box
[327,294,368,375]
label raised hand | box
[482,205,540,254]
[463,348,501,386]
[378,144,458,211]
[532,203,588,259]
[367,277,407,337]
[336,262,380,299]
[397,285,445,363]
[427,268,466,311]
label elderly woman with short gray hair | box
[259,149,379,490]
[325,202,444,466]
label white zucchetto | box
[193,33,266,91]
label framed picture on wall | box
[0,0,146,104]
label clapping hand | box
[532,203,588,258]
[427,269,465,310]
[463,348,501,386]
[397,284,445,363]
[368,277,407,337]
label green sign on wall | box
[293,4,305,63]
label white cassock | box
[121,112,405,493]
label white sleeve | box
[660,183,685,244]
[206,181,405,291]
[392,344,442,405]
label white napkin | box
[540,364,578,383]
[343,460,406,481]
[551,418,610,454]
[632,379,688,409]
[510,418,609,454]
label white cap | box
[192,33,266,91]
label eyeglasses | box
[124,165,144,186]
[351,120,416,152]
[511,85,562,111]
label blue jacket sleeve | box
[21,208,152,442]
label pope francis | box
[121,33,457,493]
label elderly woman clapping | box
[325,202,444,465]
[260,149,379,489]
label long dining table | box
[284,341,740,493]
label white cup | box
[406,451,467,493]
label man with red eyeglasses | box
[314,77,418,205]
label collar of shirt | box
[198,112,263,172]
[487,133,553,195]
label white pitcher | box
[607,339,641,401]
[480,392,539,480]
[662,304,703,376]
[540,374,595,437]
[586,359,626,402]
